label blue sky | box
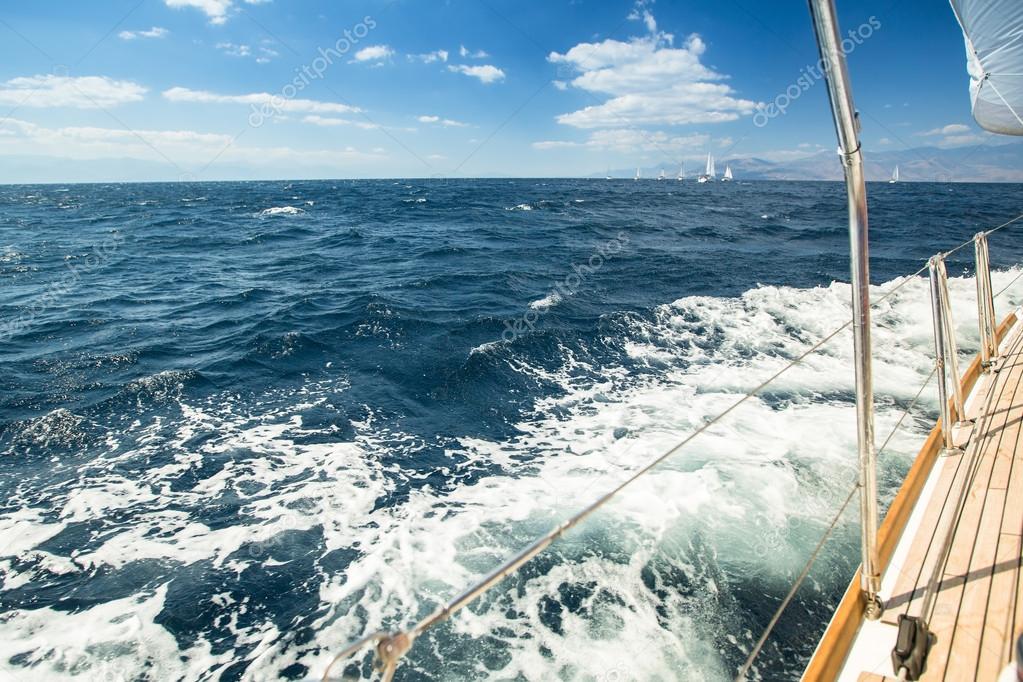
[0,0,1010,180]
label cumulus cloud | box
[547,19,757,128]
[627,0,657,33]
[119,27,168,40]
[459,45,489,59]
[162,87,360,114]
[164,0,269,25]
[0,75,147,109]
[448,64,505,84]
[411,50,448,64]
[351,45,394,63]
[917,123,984,147]
[920,123,971,136]
[417,115,468,127]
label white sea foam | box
[506,203,533,211]
[528,290,563,310]
[258,206,305,217]
[1,268,1022,680]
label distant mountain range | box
[1,142,1021,184]
[604,142,1023,183]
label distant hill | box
[605,142,1023,183]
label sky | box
[0,0,1014,181]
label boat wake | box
[3,263,1022,680]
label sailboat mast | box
[808,0,880,617]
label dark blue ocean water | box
[1,179,1021,681]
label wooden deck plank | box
[916,333,1023,680]
[918,447,999,680]
[881,454,966,626]
[993,374,1023,668]
[978,532,1022,680]
[944,488,1006,680]
[804,313,1022,682]
[879,456,965,625]
[882,338,1019,628]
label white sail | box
[723,165,733,180]
[951,0,1023,135]
[634,167,640,180]
[677,162,685,180]
[658,169,665,180]
[705,153,714,178]
[890,165,899,183]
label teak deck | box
[877,320,1023,680]
[804,311,1023,681]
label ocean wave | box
[7,267,1015,679]
[7,408,86,449]
[259,206,306,216]
[528,291,563,310]
[3,178,1023,681]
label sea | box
[1,179,1022,681]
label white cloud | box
[0,117,384,167]
[448,64,505,84]
[627,0,657,33]
[216,42,278,62]
[459,45,489,59]
[548,25,758,128]
[163,87,360,114]
[411,50,448,64]
[0,117,231,154]
[256,46,279,63]
[216,41,251,57]
[417,115,468,127]
[164,0,269,25]
[553,80,568,90]
[0,75,147,109]
[532,128,709,153]
[917,123,983,147]
[301,115,416,133]
[352,45,394,63]
[919,123,971,136]
[119,27,169,40]
[302,115,383,130]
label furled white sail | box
[951,0,1023,135]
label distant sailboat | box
[722,165,733,182]
[634,167,641,181]
[698,153,716,183]
[605,167,612,180]
[657,169,666,181]
[677,162,685,181]
[889,165,899,184]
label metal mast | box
[807,0,881,617]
